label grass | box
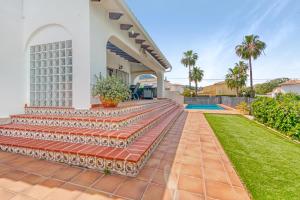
[205,114,300,200]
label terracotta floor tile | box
[43,185,84,200]
[17,160,45,172]
[168,162,182,175]
[203,167,229,183]
[0,171,30,192]
[0,188,16,200]
[144,158,161,169]
[203,158,224,170]
[158,159,174,170]
[70,170,103,187]
[202,152,221,161]
[40,178,65,188]
[52,166,83,181]
[206,180,238,200]
[1,168,24,178]
[151,169,169,186]
[175,190,204,200]
[0,164,10,174]
[142,183,168,200]
[9,194,37,200]
[76,189,121,200]
[20,173,47,185]
[180,156,202,166]
[233,186,251,200]
[178,174,204,195]
[37,162,65,177]
[136,167,156,181]
[180,164,202,178]
[5,156,36,167]
[61,183,86,192]
[92,175,126,193]
[22,179,64,199]
[227,171,244,187]
[0,151,14,159]
[201,146,218,154]
[151,151,165,159]
[0,153,20,163]
[115,179,148,200]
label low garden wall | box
[184,96,253,107]
[184,96,220,105]
[221,96,254,108]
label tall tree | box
[225,61,248,96]
[191,66,204,95]
[255,78,290,95]
[181,50,198,89]
[235,34,266,97]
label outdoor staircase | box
[0,99,183,176]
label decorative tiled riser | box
[1,106,178,148]
[24,100,165,117]
[0,111,182,176]
[11,114,146,130]
[0,144,136,176]
[0,118,11,125]
[24,105,144,117]
[13,103,174,130]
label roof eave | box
[116,0,172,71]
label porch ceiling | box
[93,0,172,71]
[107,42,140,63]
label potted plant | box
[92,75,131,108]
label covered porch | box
[105,39,164,100]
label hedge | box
[251,93,300,140]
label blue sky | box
[126,0,300,86]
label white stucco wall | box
[23,0,91,109]
[282,85,300,94]
[106,51,131,75]
[0,0,167,115]
[272,84,300,97]
[89,2,108,84]
[0,0,24,117]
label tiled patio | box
[0,111,250,200]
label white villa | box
[0,0,172,117]
[271,80,300,97]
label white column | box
[157,72,165,98]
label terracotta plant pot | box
[100,97,119,108]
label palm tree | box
[225,61,248,96]
[235,34,266,97]
[181,50,198,89]
[191,66,204,95]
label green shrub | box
[182,88,195,97]
[236,101,250,114]
[251,94,300,140]
[103,167,111,175]
[92,75,131,103]
[288,123,300,140]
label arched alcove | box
[26,24,73,107]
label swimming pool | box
[185,104,225,110]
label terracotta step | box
[0,108,184,176]
[0,104,178,147]
[11,102,174,130]
[25,99,169,117]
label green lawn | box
[205,114,300,200]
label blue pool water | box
[185,104,225,110]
